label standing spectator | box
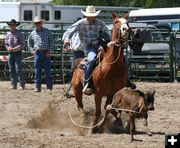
[5,19,25,90]
[28,16,54,92]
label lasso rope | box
[106,104,140,114]
[65,104,105,129]
[59,86,141,129]
[60,84,105,129]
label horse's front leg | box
[73,83,85,118]
[71,67,86,121]
[104,94,114,109]
[92,94,103,133]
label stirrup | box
[84,88,93,96]
[64,83,75,98]
[82,83,89,93]
[65,91,75,98]
[82,83,93,95]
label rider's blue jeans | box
[84,44,99,85]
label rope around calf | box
[107,90,142,114]
[106,104,140,114]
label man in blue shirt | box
[28,16,54,92]
[63,6,111,95]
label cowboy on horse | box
[63,10,138,132]
[63,5,111,95]
[63,6,135,95]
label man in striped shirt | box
[63,6,111,95]
[28,16,54,92]
[5,19,25,90]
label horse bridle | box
[113,20,129,48]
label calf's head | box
[144,89,155,111]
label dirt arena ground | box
[0,81,179,148]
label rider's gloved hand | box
[63,41,71,51]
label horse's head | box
[112,13,129,43]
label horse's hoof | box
[92,126,100,134]
[92,128,97,134]
[83,88,93,96]
[113,119,123,127]
[147,132,152,136]
[65,91,75,98]
[98,126,104,133]
[124,121,130,129]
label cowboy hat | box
[81,6,101,17]
[34,16,43,23]
[7,19,20,26]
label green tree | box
[53,0,180,7]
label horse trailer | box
[0,0,139,29]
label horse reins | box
[76,45,121,82]
[113,21,129,46]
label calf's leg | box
[113,111,123,126]
[105,95,123,126]
[143,113,152,136]
[129,114,135,142]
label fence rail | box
[126,29,175,82]
[1,27,180,83]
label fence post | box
[169,32,175,82]
[60,28,65,84]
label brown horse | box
[71,13,132,132]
